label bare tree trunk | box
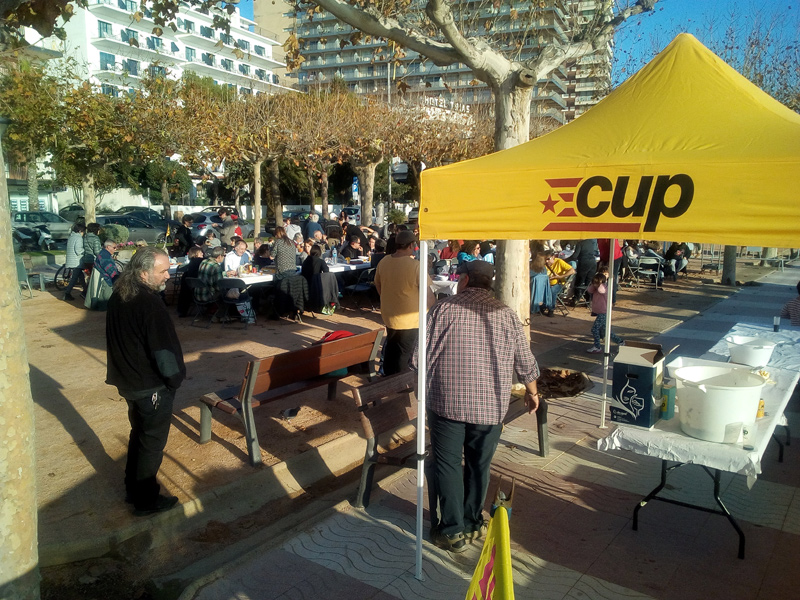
[232,185,241,217]
[268,159,282,226]
[721,245,738,286]
[27,146,39,211]
[253,159,263,237]
[0,128,40,600]
[759,247,777,267]
[493,83,533,324]
[160,179,171,220]
[306,169,317,209]
[319,162,330,218]
[82,174,96,224]
[354,161,380,226]
[407,162,421,202]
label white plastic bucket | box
[724,336,776,367]
[674,365,765,443]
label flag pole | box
[599,239,614,429]
[415,239,428,580]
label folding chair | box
[634,257,662,290]
[21,253,47,291]
[343,267,376,310]
[185,277,217,328]
[16,257,33,298]
[219,278,256,330]
[554,274,575,316]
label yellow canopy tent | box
[410,33,800,585]
[419,33,800,246]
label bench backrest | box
[242,328,382,399]
[352,372,417,440]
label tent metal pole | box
[600,238,614,429]
[415,239,428,580]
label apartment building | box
[283,0,612,126]
[52,0,294,96]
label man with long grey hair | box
[106,246,185,516]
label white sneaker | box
[586,346,602,353]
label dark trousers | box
[573,261,597,301]
[124,387,174,508]
[383,328,418,375]
[426,410,503,537]
[63,266,86,296]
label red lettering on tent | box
[546,178,582,187]
[544,222,640,232]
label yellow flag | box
[465,507,514,600]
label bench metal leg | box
[241,401,262,466]
[366,330,384,382]
[535,398,549,457]
[199,403,213,444]
[354,441,378,509]
[327,380,338,401]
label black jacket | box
[106,284,186,395]
[174,224,194,255]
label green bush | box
[387,208,407,225]
[101,224,129,244]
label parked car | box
[58,204,86,223]
[407,207,419,223]
[342,206,379,226]
[95,215,168,244]
[118,209,180,235]
[200,206,240,217]
[188,212,255,242]
[281,209,327,237]
[11,210,72,240]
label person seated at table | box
[305,213,325,239]
[457,240,481,263]
[224,239,250,273]
[298,238,314,264]
[480,240,496,264]
[530,252,554,316]
[665,242,690,280]
[272,226,298,280]
[195,246,228,321]
[252,243,274,269]
[253,237,263,254]
[439,240,461,260]
[301,243,329,280]
[367,235,379,255]
[642,241,666,287]
[780,281,800,326]
[544,250,575,314]
[340,235,364,260]
[177,246,206,317]
[371,238,387,268]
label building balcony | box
[91,62,142,84]
[91,35,185,64]
[87,0,139,20]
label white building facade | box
[55,0,294,96]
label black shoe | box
[432,530,467,553]
[545,308,554,317]
[133,494,179,516]
[62,294,74,302]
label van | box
[342,206,377,226]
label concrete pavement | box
[178,264,800,600]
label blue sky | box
[239,0,254,20]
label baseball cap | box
[456,259,494,278]
[395,230,416,246]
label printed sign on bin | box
[611,342,665,428]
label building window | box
[185,47,196,62]
[149,65,166,79]
[99,52,115,71]
[124,59,139,76]
[221,58,233,71]
[255,68,265,80]
[200,26,214,39]
[254,45,265,56]
[220,33,233,45]
[238,63,250,75]
[272,73,279,84]
[202,53,214,66]
[240,87,252,95]
[101,84,118,97]
[120,0,136,11]
[98,21,112,38]
[238,39,250,51]
[183,19,195,33]
[146,36,163,50]
[121,28,138,44]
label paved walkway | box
[182,265,800,600]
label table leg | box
[632,459,669,531]
[771,433,785,463]
[707,467,745,559]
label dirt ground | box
[22,256,783,599]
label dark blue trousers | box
[426,410,502,537]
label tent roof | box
[419,34,800,246]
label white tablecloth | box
[598,364,798,487]
[705,323,800,371]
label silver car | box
[11,210,72,240]
[95,215,168,244]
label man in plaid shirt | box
[413,260,540,553]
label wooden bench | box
[199,328,384,466]
[351,372,549,509]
